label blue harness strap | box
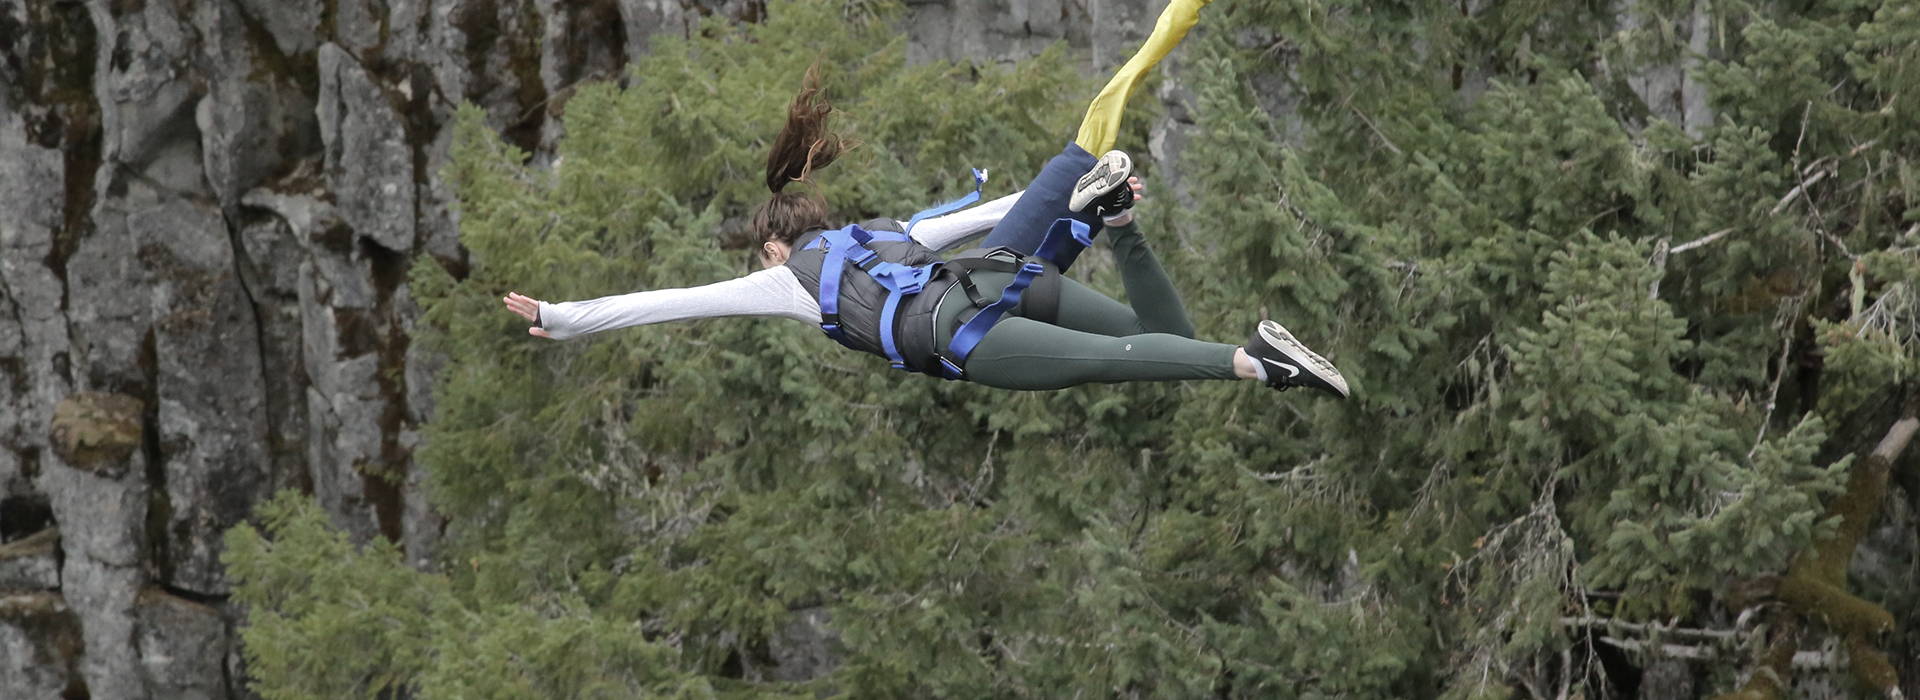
[806,224,929,370]
[945,218,1091,374]
[903,169,989,237]
[947,260,1045,368]
[806,228,855,341]
[806,225,912,341]
[1033,216,1095,263]
[869,261,933,369]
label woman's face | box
[760,239,794,269]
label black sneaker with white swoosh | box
[1245,320,1349,397]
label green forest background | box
[219,0,1920,697]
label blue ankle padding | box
[979,142,1106,272]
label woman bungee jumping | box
[501,0,1349,397]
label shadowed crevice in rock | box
[0,495,55,543]
[453,0,548,155]
[0,0,104,302]
[365,237,411,545]
[229,204,315,499]
[140,326,174,589]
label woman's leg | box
[961,317,1238,391]
[1100,220,1194,338]
[978,0,1214,269]
[934,267,1230,390]
[956,221,1194,341]
[978,144,1103,270]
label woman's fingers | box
[1128,176,1145,201]
[502,293,540,322]
[501,296,529,321]
[506,293,536,315]
[503,293,555,339]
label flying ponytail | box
[750,62,853,250]
[764,63,848,193]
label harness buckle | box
[869,262,932,295]
[937,357,964,380]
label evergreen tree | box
[227,0,1920,698]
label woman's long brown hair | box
[750,62,853,249]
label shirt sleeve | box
[905,190,1022,251]
[536,266,821,340]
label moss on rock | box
[47,392,144,478]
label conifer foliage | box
[227,0,1920,698]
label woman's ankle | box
[1232,347,1259,380]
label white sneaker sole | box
[1259,320,1349,398]
[1069,151,1132,212]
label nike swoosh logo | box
[1261,357,1301,378]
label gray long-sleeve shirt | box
[536,191,1020,340]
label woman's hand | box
[503,292,553,338]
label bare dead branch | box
[1595,637,1835,668]
[1770,169,1830,215]
[1559,617,1738,640]
[1670,227,1735,254]
[1872,415,1919,465]
[1348,104,1404,155]
[1648,236,1671,301]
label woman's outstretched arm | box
[503,193,1024,339]
[503,266,821,340]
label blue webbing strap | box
[868,262,934,370]
[806,224,932,363]
[947,261,1044,367]
[807,225,907,342]
[1034,217,1094,263]
[849,227,911,245]
[808,228,856,341]
[944,218,1092,376]
[903,168,989,237]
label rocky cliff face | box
[0,0,1150,696]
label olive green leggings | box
[938,222,1240,391]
